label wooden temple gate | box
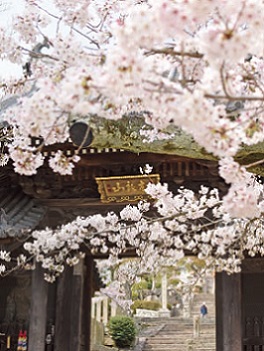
[0,143,264,350]
[216,259,264,351]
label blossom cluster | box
[0,0,263,180]
[0,182,253,282]
[1,1,264,283]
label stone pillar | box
[91,299,95,319]
[159,272,170,317]
[211,272,215,294]
[181,284,193,319]
[193,315,200,337]
[102,297,108,325]
[215,272,242,351]
[111,301,117,317]
[161,273,167,309]
[96,299,102,322]
[182,295,192,318]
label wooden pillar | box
[54,261,84,351]
[215,272,242,351]
[70,260,84,351]
[54,265,72,351]
[28,263,48,351]
[82,255,94,351]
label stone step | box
[157,332,215,337]
[157,324,213,328]
[144,345,216,348]
[150,332,215,336]
[144,344,215,351]
[162,322,215,327]
[141,292,216,351]
[144,350,215,351]
[138,317,215,323]
[146,339,216,343]
[144,346,187,349]
[148,336,215,342]
[160,327,215,332]
[144,346,215,351]
[145,345,216,349]
[146,336,215,344]
[146,328,215,333]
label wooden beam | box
[35,198,124,208]
[215,272,242,351]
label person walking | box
[200,302,208,318]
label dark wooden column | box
[54,261,85,351]
[215,272,242,351]
[54,265,72,351]
[70,261,84,351]
[28,263,48,351]
[82,255,94,351]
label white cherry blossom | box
[1,0,264,284]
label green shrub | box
[108,315,136,348]
[155,282,161,289]
[131,280,149,300]
[131,300,161,314]
[145,276,153,290]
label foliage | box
[108,315,136,348]
[155,282,161,289]
[131,280,150,300]
[131,300,162,314]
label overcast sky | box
[0,0,25,80]
[0,0,24,22]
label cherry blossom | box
[0,180,252,282]
[48,150,80,175]
[1,0,264,285]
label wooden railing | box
[91,293,117,325]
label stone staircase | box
[140,293,215,351]
[191,293,215,319]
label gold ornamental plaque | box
[95,174,160,203]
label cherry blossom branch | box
[19,46,59,62]
[33,3,101,48]
[231,1,246,32]
[204,93,264,102]
[244,158,264,169]
[146,47,204,59]
[70,26,100,49]
[0,254,35,278]
[240,64,264,96]
[220,63,232,99]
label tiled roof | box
[0,172,46,238]
[0,95,19,116]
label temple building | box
[0,124,263,350]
